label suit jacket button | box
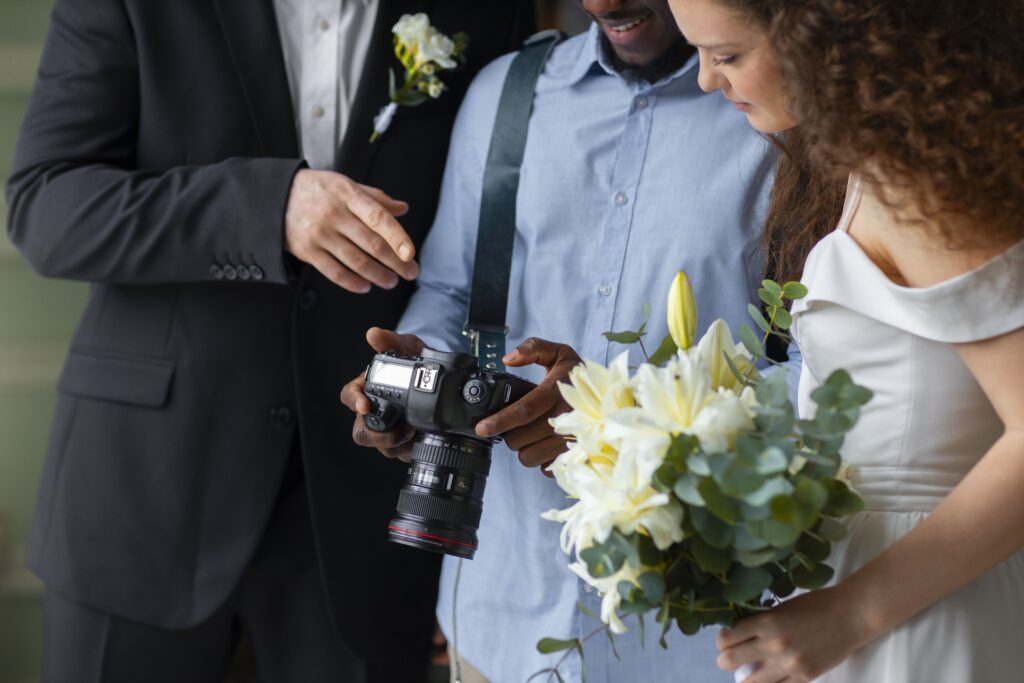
[249,265,264,281]
[237,266,251,281]
[209,265,223,280]
[222,265,237,280]
[270,406,292,426]
[299,289,318,311]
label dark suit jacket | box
[5,0,534,659]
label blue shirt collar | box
[565,22,700,90]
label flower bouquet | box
[533,273,870,681]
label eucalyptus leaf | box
[816,516,850,542]
[674,474,706,506]
[686,452,712,477]
[721,459,765,496]
[698,478,741,524]
[722,566,773,603]
[576,601,598,621]
[691,536,731,574]
[580,542,625,578]
[796,533,831,563]
[537,638,580,654]
[769,495,798,524]
[743,476,794,507]
[690,507,735,548]
[791,562,835,589]
[648,333,678,366]
[774,308,793,331]
[758,519,802,548]
[676,609,702,636]
[782,281,809,299]
[758,288,784,308]
[735,547,779,568]
[824,480,865,516]
[748,304,772,334]
[732,523,770,551]
[638,571,666,604]
[762,280,784,296]
[604,330,644,344]
[794,478,829,512]
[757,447,789,475]
[739,324,764,358]
[606,627,621,660]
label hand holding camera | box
[341,327,424,461]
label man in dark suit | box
[5,1,535,680]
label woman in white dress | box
[665,1,1024,681]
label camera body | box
[362,347,536,559]
[363,347,534,439]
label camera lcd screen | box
[370,362,414,389]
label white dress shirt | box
[272,0,380,170]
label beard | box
[597,32,696,84]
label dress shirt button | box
[222,265,237,281]
[270,406,293,426]
[598,285,612,297]
[312,105,325,119]
[318,19,330,31]
[614,191,629,206]
[298,289,318,311]
[237,265,251,281]
[583,583,594,594]
[209,264,223,280]
[635,96,649,110]
[249,265,264,281]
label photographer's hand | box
[340,327,425,461]
[474,338,582,474]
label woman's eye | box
[712,55,739,67]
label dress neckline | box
[819,177,1024,296]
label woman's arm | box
[718,210,1024,681]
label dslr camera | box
[362,347,535,559]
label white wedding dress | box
[789,178,1024,682]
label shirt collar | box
[565,22,700,90]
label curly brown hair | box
[728,0,1024,258]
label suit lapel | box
[213,0,299,158]
[338,0,438,181]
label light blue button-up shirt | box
[398,25,774,683]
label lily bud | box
[667,271,697,351]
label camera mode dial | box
[462,378,490,405]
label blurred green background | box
[1,1,84,682]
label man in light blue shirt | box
[342,2,774,681]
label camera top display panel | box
[367,356,441,393]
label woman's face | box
[667,0,797,133]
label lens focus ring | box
[397,489,483,528]
[413,440,491,476]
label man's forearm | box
[6,158,303,285]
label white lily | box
[693,318,758,391]
[550,352,635,455]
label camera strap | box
[463,29,565,372]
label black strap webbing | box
[464,30,564,371]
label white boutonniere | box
[369,13,469,142]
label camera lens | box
[387,432,491,559]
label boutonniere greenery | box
[369,13,469,142]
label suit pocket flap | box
[58,348,175,408]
